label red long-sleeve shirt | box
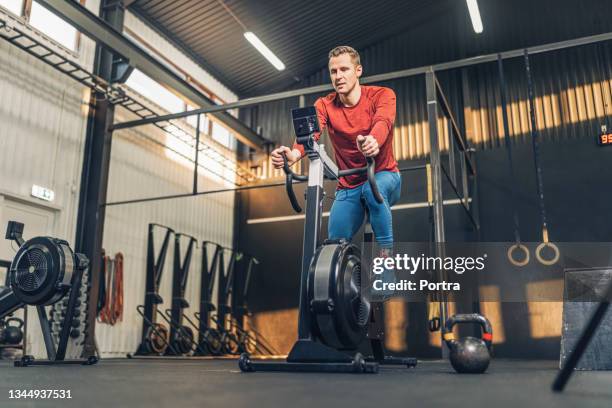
[292,85,398,189]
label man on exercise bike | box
[271,45,400,277]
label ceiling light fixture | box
[216,0,286,71]
[466,0,484,34]
[244,32,285,71]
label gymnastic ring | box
[507,243,530,267]
[535,242,560,266]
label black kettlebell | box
[443,313,492,374]
[4,317,24,345]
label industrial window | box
[29,1,78,51]
[0,1,80,52]
[211,122,236,150]
[186,105,210,133]
[123,27,239,152]
[185,106,237,151]
[0,0,23,16]
[126,69,186,114]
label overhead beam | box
[36,0,264,150]
[111,29,612,131]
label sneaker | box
[374,248,396,301]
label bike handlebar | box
[282,154,384,214]
[282,155,306,213]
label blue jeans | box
[328,171,401,248]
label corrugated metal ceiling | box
[130,0,611,98]
[129,0,455,97]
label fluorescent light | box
[466,0,483,34]
[244,32,285,71]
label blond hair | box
[328,46,361,66]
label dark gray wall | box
[476,136,612,358]
[477,138,612,243]
[235,17,612,358]
[237,133,611,358]
[240,41,612,165]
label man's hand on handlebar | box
[271,146,301,169]
[357,135,379,157]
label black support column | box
[75,0,126,358]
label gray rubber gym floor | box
[0,358,610,407]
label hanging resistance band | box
[425,163,442,332]
[498,55,530,266]
[523,49,560,266]
[98,252,124,325]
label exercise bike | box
[239,106,416,373]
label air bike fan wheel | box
[308,242,371,350]
[10,237,74,306]
[0,221,97,367]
